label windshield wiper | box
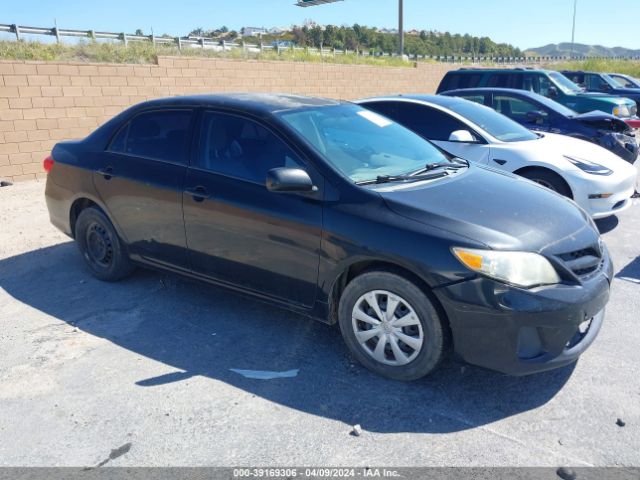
[423,161,468,171]
[373,171,448,185]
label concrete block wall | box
[0,57,454,182]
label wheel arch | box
[327,259,452,346]
[513,165,574,199]
[69,196,115,239]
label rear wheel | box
[519,169,571,198]
[75,207,134,282]
[338,271,446,381]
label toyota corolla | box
[45,94,612,380]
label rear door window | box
[396,103,469,141]
[109,109,193,164]
[455,94,487,105]
[487,73,523,89]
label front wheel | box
[519,169,572,198]
[338,271,446,381]
[75,207,134,282]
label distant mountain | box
[526,42,640,57]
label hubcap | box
[352,290,424,366]
[85,222,113,268]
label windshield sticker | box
[357,110,393,128]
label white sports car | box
[357,95,637,219]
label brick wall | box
[0,56,454,182]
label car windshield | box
[278,104,452,183]
[612,75,640,88]
[549,72,583,94]
[602,73,624,88]
[530,94,578,117]
[444,100,538,142]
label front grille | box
[556,246,602,279]
[631,104,638,117]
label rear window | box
[487,73,523,88]
[109,109,192,164]
[439,72,482,92]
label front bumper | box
[624,117,640,129]
[434,248,612,376]
[564,165,637,219]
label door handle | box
[97,166,113,180]
[185,186,210,202]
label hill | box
[527,42,640,57]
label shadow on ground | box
[595,215,619,234]
[0,242,575,434]
[616,256,640,282]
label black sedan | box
[44,94,611,380]
[441,87,638,164]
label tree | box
[309,25,323,48]
[135,29,144,36]
[324,24,337,48]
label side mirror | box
[266,167,316,193]
[526,110,548,125]
[547,86,559,98]
[600,83,612,92]
[448,130,477,143]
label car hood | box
[577,91,635,105]
[535,132,634,170]
[611,88,640,97]
[378,165,595,252]
[572,110,631,132]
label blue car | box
[440,87,638,164]
[608,73,640,89]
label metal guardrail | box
[2,23,640,63]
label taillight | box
[43,155,54,173]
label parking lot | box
[0,176,639,467]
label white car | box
[357,95,637,219]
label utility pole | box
[398,0,404,56]
[571,0,577,58]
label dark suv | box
[437,68,638,122]
[561,71,640,128]
[44,94,611,380]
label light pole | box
[398,0,404,56]
[571,0,577,58]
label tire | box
[519,169,572,198]
[75,206,134,282]
[338,271,446,381]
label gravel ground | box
[0,177,639,468]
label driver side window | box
[493,95,547,124]
[586,74,607,91]
[196,111,304,184]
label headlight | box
[564,155,612,175]
[612,105,631,118]
[452,247,561,288]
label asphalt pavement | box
[0,179,639,467]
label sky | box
[2,0,639,50]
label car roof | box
[441,87,543,99]
[130,93,342,115]
[358,94,472,109]
[450,68,552,74]
[561,70,605,75]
